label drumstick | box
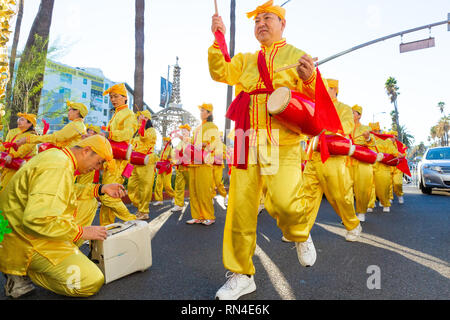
[274,57,319,73]
[214,0,218,15]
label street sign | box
[400,37,435,53]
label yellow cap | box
[163,137,171,142]
[17,112,37,127]
[86,124,101,134]
[352,105,363,115]
[369,122,380,131]
[389,130,398,137]
[139,109,152,120]
[246,0,286,20]
[76,135,113,162]
[179,124,191,131]
[198,103,213,112]
[66,100,89,118]
[326,79,339,93]
[103,83,127,97]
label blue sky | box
[8,0,450,145]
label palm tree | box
[5,0,24,111]
[437,101,445,114]
[134,0,145,113]
[385,77,401,142]
[9,0,55,128]
[397,125,414,149]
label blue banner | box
[160,77,173,108]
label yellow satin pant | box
[27,251,104,297]
[154,171,175,201]
[301,153,360,232]
[223,145,309,276]
[212,165,227,198]
[99,159,137,226]
[349,160,374,214]
[74,197,99,247]
[0,167,16,193]
[368,183,376,208]
[373,163,392,207]
[174,166,189,207]
[392,168,404,197]
[128,163,155,213]
[189,165,215,220]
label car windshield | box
[425,148,450,160]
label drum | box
[183,144,205,165]
[352,145,381,164]
[380,153,400,166]
[267,87,322,136]
[156,161,172,174]
[109,140,132,160]
[314,135,355,156]
[130,151,149,166]
[38,142,58,153]
[0,152,26,171]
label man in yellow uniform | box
[99,83,138,226]
[300,79,362,241]
[16,101,88,149]
[0,135,126,298]
[128,110,157,219]
[172,124,191,212]
[0,113,37,192]
[367,122,381,212]
[186,104,220,225]
[210,1,319,300]
[371,126,399,212]
[153,137,175,205]
[390,130,405,204]
[349,105,374,222]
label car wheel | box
[419,180,432,195]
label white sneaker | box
[398,196,404,204]
[4,274,35,298]
[224,195,228,206]
[383,206,390,213]
[171,205,183,212]
[281,236,293,243]
[357,213,366,222]
[152,201,163,206]
[135,212,149,220]
[215,272,256,300]
[345,223,362,242]
[295,234,317,267]
[366,208,373,213]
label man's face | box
[327,87,338,100]
[77,147,105,174]
[68,108,81,121]
[17,117,32,131]
[352,110,361,122]
[254,12,285,47]
[109,92,127,108]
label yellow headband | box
[179,124,191,131]
[369,122,380,131]
[326,79,339,94]
[86,124,101,134]
[17,112,37,127]
[66,100,88,118]
[138,109,152,120]
[76,135,113,162]
[198,103,213,112]
[103,83,127,97]
[352,105,363,115]
[246,0,286,20]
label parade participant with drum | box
[172,124,192,212]
[99,83,138,226]
[153,137,175,205]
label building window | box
[104,83,109,90]
[103,109,108,116]
[104,97,108,104]
[83,78,88,85]
[60,72,72,84]
[82,92,87,99]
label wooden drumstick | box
[214,0,218,15]
[274,57,318,73]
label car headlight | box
[423,164,443,173]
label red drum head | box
[267,87,322,136]
[1,152,25,170]
[352,145,378,164]
[109,140,132,160]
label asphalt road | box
[1,184,449,302]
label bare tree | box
[134,0,145,113]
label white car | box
[417,146,450,194]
